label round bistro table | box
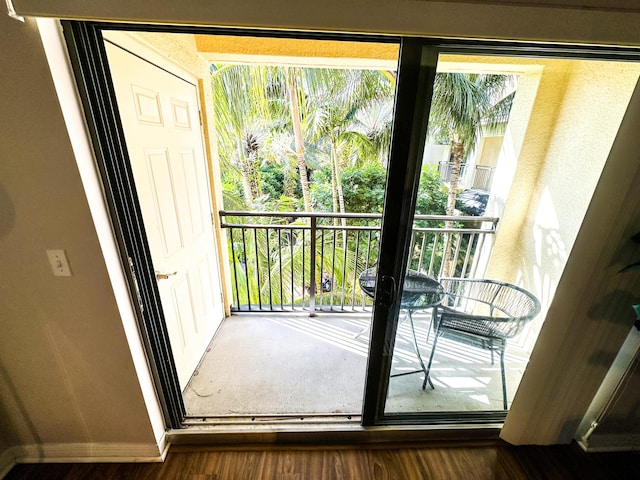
[359,267,445,389]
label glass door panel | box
[363,42,640,423]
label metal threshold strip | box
[182,413,361,427]
[170,417,502,447]
[179,412,504,432]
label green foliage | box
[309,167,332,211]
[341,163,387,214]
[415,164,448,217]
[428,73,515,157]
[260,163,303,200]
[311,163,388,214]
[310,163,447,217]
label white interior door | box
[105,42,224,390]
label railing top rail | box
[220,210,381,219]
[220,210,499,224]
[221,223,383,232]
[220,223,496,234]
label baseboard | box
[13,441,165,464]
[579,433,640,452]
[0,448,17,480]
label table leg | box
[407,309,434,390]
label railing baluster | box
[451,233,463,277]
[352,230,361,310]
[418,232,427,272]
[319,228,325,309]
[362,229,372,309]
[278,229,284,310]
[408,232,416,270]
[331,229,337,311]
[309,217,316,315]
[302,227,306,310]
[341,230,348,310]
[254,228,262,309]
[266,228,273,311]
[241,227,251,310]
[429,232,439,278]
[230,227,241,309]
[290,228,294,310]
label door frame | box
[63,20,640,429]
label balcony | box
[439,161,495,192]
[181,211,510,420]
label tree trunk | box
[239,161,254,206]
[331,142,347,222]
[248,157,263,202]
[287,70,313,212]
[331,151,339,226]
[331,142,347,251]
[441,140,464,277]
[238,140,254,205]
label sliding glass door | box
[363,39,640,425]
[362,40,438,424]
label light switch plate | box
[46,249,72,276]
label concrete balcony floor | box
[182,312,530,419]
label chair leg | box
[500,344,507,410]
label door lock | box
[376,274,397,309]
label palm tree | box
[304,68,394,217]
[427,72,515,275]
[284,67,314,212]
[347,97,395,167]
[211,65,282,206]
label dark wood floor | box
[5,442,640,479]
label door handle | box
[155,271,177,280]
[377,274,397,309]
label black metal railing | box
[220,211,499,314]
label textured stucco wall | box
[195,35,399,69]
[498,60,639,310]
[480,58,640,351]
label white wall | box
[0,14,162,467]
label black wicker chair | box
[424,278,541,409]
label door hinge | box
[199,109,204,126]
[128,256,144,313]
